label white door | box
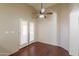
[20,20,28,45]
[20,20,35,48]
[29,22,35,42]
[69,11,79,56]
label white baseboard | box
[20,40,36,49]
[0,49,19,56]
[36,40,58,46]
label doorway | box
[20,19,35,48]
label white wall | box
[0,4,36,55]
[36,12,57,45]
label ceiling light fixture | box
[41,8,45,13]
[39,14,44,18]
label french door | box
[20,20,35,48]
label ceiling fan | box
[33,3,53,18]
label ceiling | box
[28,3,56,11]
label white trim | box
[36,40,58,46]
[0,49,19,56]
[20,40,36,49]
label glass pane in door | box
[29,22,35,42]
[20,20,28,45]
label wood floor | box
[10,42,70,56]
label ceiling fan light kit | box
[32,3,53,19]
[39,14,45,18]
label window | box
[30,22,35,42]
[20,19,35,46]
[20,20,28,45]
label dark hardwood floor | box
[10,42,70,56]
